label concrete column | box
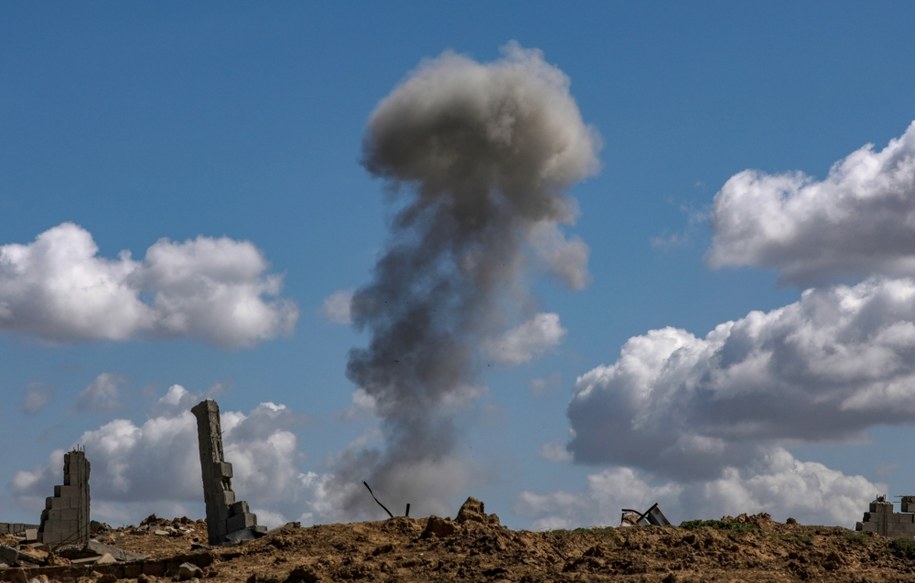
[38,449,90,547]
[191,399,264,544]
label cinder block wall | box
[38,450,90,547]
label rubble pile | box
[7,500,915,581]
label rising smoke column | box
[344,43,600,514]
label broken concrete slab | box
[0,546,18,566]
[619,502,671,527]
[85,540,148,562]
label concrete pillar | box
[38,449,90,547]
[191,399,264,544]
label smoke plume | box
[340,42,600,515]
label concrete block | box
[87,540,149,562]
[54,485,80,498]
[230,501,249,515]
[226,512,257,533]
[214,462,233,478]
[0,545,19,565]
[48,509,77,522]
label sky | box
[3,2,915,530]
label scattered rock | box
[456,496,500,526]
[456,497,487,523]
[94,552,117,565]
[422,516,456,538]
[178,562,204,580]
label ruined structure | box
[856,495,915,536]
[620,502,671,527]
[191,399,265,545]
[38,448,90,547]
[0,523,38,537]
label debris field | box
[4,500,915,582]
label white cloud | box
[321,290,354,325]
[0,223,298,347]
[517,466,681,530]
[538,442,572,463]
[530,372,562,396]
[517,450,882,529]
[76,373,123,412]
[484,312,566,365]
[20,382,52,415]
[709,121,915,285]
[567,277,915,481]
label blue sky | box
[3,2,915,529]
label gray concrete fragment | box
[0,546,18,566]
[178,561,204,580]
[85,540,148,562]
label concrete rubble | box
[0,449,150,575]
[620,502,671,527]
[0,400,276,580]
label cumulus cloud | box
[76,373,123,412]
[709,121,915,285]
[10,386,326,527]
[567,277,915,482]
[321,290,354,325]
[518,449,881,529]
[538,441,572,463]
[20,382,52,415]
[0,223,298,347]
[483,312,567,365]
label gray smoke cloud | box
[340,42,600,516]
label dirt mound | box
[4,500,915,582]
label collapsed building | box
[856,494,915,537]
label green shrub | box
[891,536,915,559]
[845,532,869,546]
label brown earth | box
[5,501,915,582]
